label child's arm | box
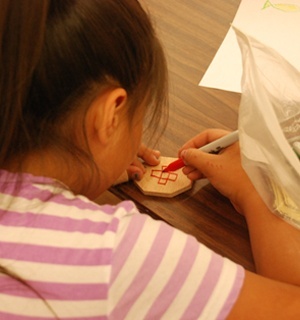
[179,128,300,286]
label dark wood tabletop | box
[96,0,255,272]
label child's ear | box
[90,88,127,145]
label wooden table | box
[96,0,255,272]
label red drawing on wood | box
[150,166,178,185]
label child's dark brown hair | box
[0,0,168,169]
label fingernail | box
[133,172,141,181]
[181,150,188,165]
[154,150,161,158]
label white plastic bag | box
[234,26,300,228]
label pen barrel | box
[199,130,239,154]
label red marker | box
[163,130,239,172]
[163,158,184,172]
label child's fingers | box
[181,148,223,180]
[178,129,230,157]
[182,166,206,180]
[138,144,160,166]
[127,164,144,181]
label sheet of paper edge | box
[199,27,242,93]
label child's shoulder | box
[0,169,139,231]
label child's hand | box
[127,144,160,181]
[179,129,258,214]
[113,145,160,185]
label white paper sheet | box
[199,0,300,93]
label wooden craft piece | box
[134,156,193,198]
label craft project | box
[134,156,193,197]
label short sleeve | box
[108,210,245,319]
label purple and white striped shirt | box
[0,170,244,319]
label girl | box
[0,0,300,319]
